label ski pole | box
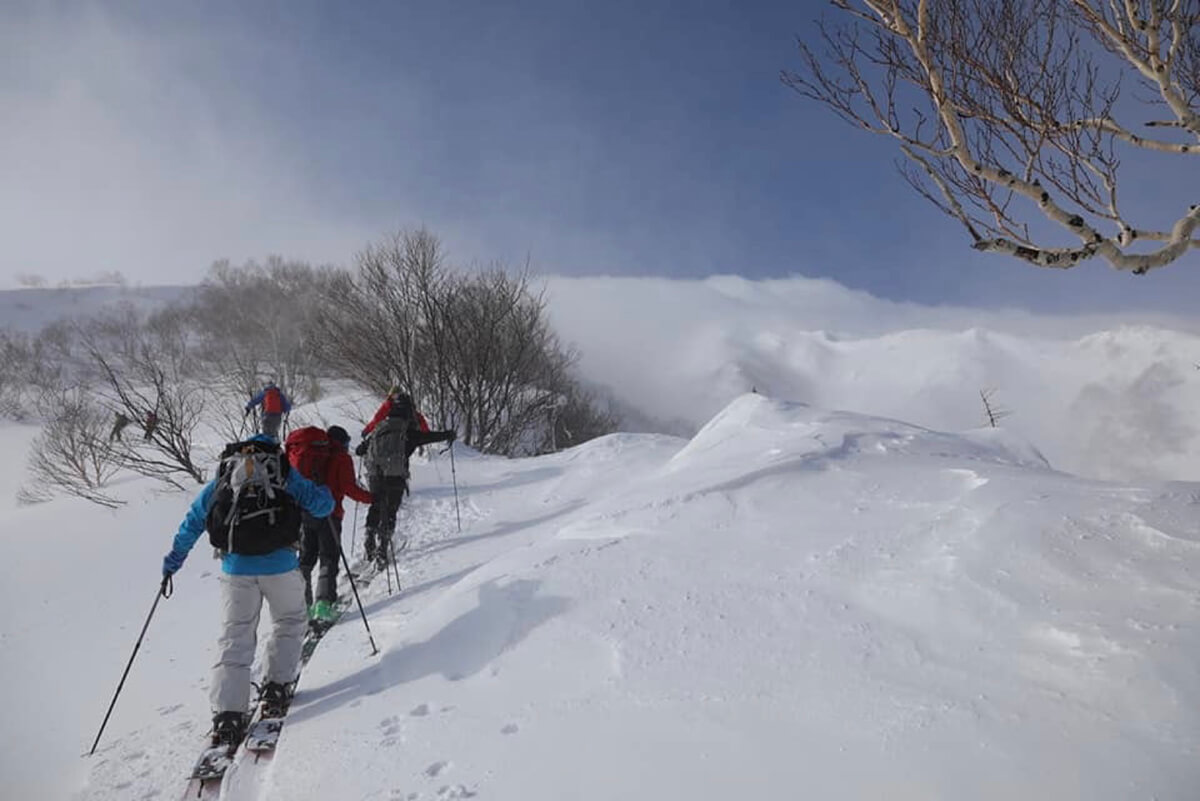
[383,527,393,595]
[333,520,379,657]
[89,576,173,756]
[388,516,402,593]
[448,440,462,533]
[350,459,364,560]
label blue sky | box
[3,0,1198,313]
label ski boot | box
[311,599,338,624]
[259,681,293,719]
[211,711,248,748]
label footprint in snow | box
[425,760,450,778]
[501,723,519,735]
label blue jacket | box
[245,387,293,414]
[168,438,333,576]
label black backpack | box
[205,439,301,555]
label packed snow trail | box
[15,395,1200,799]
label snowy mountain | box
[3,391,1198,800]
[4,275,1200,483]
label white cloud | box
[0,6,378,285]
[544,274,1200,482]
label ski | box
[180,731,245,798]
[188,743,236,780]
[244,716,286,753]
[249,563,381,756]
[180,559,379,793]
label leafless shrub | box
[785,0,1200,273]
[317,228,615,455]
[77,307,208,487]
[0,329,68,421]
[313,228,445,404]
[18,388,123,508]
[979,387,1012,427]
[187,256,334,404]
[432,266,579,455]
[543,382,621,452]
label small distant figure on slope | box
[109,411,131,441]
[356,387,455,570]
[161,432,334,747]
[142,411,158,442]
[245,379,292,439]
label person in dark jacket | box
[161,433,333,748]
[245,380,292,439]
[363,385,430,435]
[109,411,131,441]
[358,391,454,570]
[300,425,373,622]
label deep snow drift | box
[3,394,1198,800]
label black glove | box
[447,429,457,443]
[355,440,369,457]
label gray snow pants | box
[260,412,283,439]
[210,570,307,714]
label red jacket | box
[263,387,283,414]
[363,398,430,435]
[324,445,372,519]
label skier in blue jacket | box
[162,433,333,748]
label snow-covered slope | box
[6,394,1197,799]
[544,275,1200,483]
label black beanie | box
[327,425,350,446]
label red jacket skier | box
[363,387,429,436]
[297,425,372,622]
[323,427,373,519]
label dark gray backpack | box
[367,416,410,478]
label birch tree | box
[784,0,1200,273]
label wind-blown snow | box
[543,275,1200,482]
[4,392,1198,800]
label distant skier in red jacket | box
[295,425,372,623]
[362,386,430,436]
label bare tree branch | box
[784,0,1200,274]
